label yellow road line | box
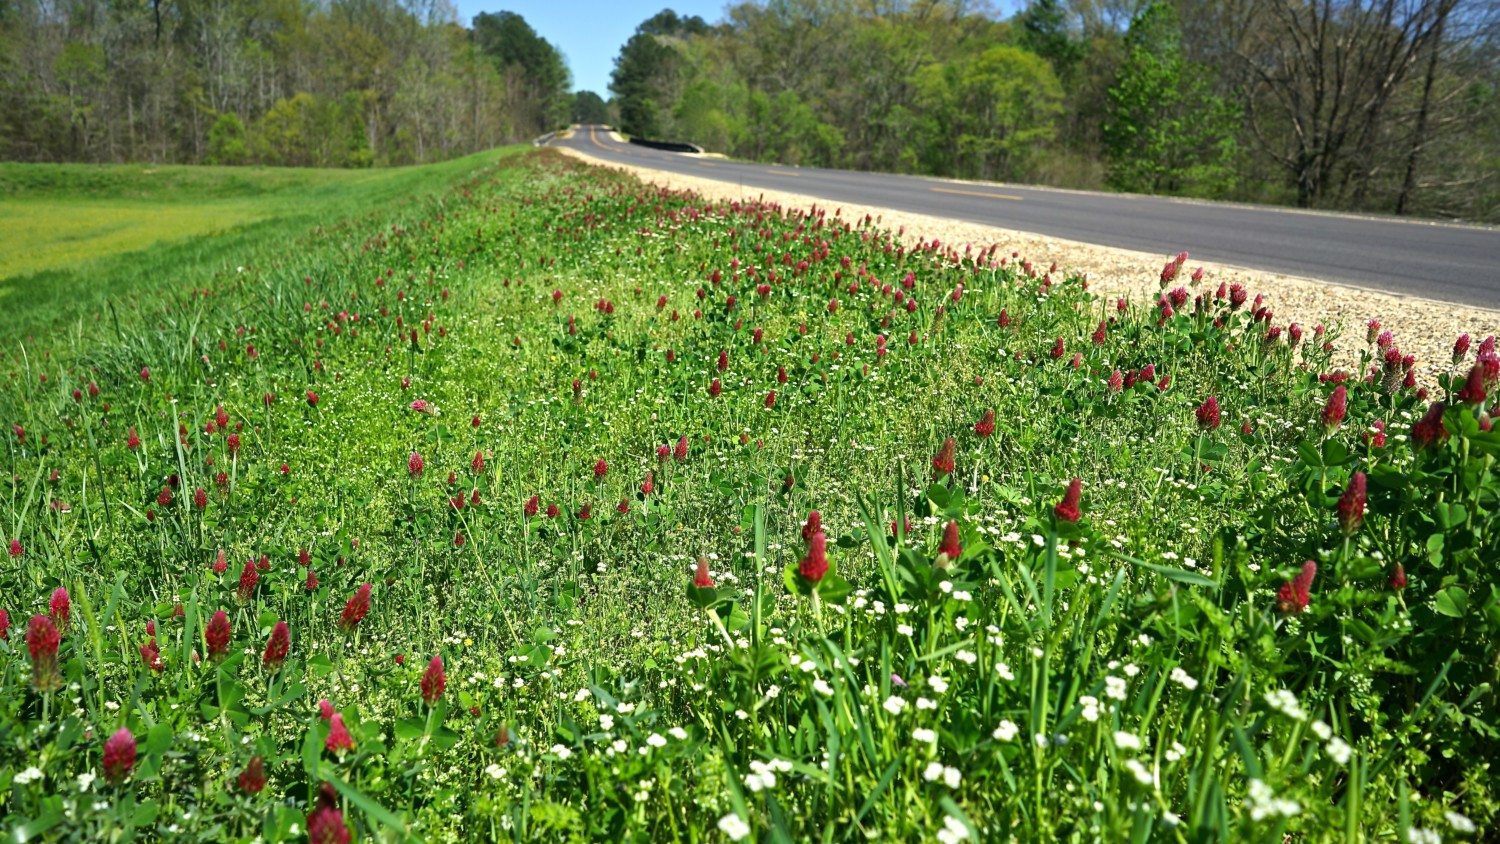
[930,186,1024,202]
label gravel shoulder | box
[555,146,1500,378]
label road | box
[549,125,1500,309]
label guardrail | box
[628,137,703,154]
[533,131,557,147]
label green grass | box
[0,148,525,333]
[0,149,1495,843]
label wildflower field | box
[1,149,1498,843]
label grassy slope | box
[0,149,524,334]
[0,149,1493,843]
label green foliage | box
[570,90,611,125]
[914,46,1064,180]
[1017,0,1085,83]
[1102,2,1241,197]
[207,113,249,166]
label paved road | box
[550,125,1500,309]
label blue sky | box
[451,1,732,96]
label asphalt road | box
[550,125,1500,310]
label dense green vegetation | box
[1,149,1497,842]
[0,148,521,333]
[0,1,568,168]
[609,1,1500,221]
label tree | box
[570,90,610,124]
[207,112,248,164]
[1017,0,1086,82]
[915,45,1065,180]
[1231,0,1460,207]
[1103,2,1240,197]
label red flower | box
[1054,478,1083,523]
[1049,337,1065,359]
[1411,401,1448,450]
[524,495,539,517]
[616,498,630,513]
[1364,419,1387,448]
[1091,320,1107,346]
[263,621,290,669]
[325,713,354,754]
[421,655,446,706]
[471,451,485,474]
[937,520,961,564]
[997,309,1010,328]
[1336,472,1366,536]
[205,610,231,661]
[802,511,823,543]
[237,558,259,600]
[1276,560,1317,614]
[1322,384,1347,430]
[799,532,829,584]
[0,608,8,641]
[408,451,424,478]
[1454,333,1471,363]
[717,350,729,371]
[306,391,319,406]
[7,538,20,557]
[305,569,319,591]
[27,614,62,691]
[674,435,689,462]
[693,557,715,588]
[1108,369,1123,393]
[1196,396,1221,431]
[49,587,70,632]
[194,487,208,509]
[975,409,995,438]
[238,756,267,794]
[102,728,137,783]
[1457,364,1487,407]
[546,503,560,518]
[764,390,776,408]
[140,637,163,672]
[640,471,654,496]
[593,458,608,480]
[1389,563,1407,590]
[339,584,372,633]
[932,437,956,478]
[140,367,151,382]
[318,698,335,720]
[126,427,141,449]
[226,433,241,454]
[306,785,349,844]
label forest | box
[0,1,569,167]
[3,0,1498,220]
[610,1,1500,221]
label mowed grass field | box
[0,148,1496,843]
[0,150,521,333]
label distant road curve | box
[550,125,1500,310]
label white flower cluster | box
[922,761,962,788]
[743,758,792,792]
[1263,688,1307,721]
[1245,779,1300,821]
[935,814,970,844]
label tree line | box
[609,1,1500,221]
[0,1,571,167]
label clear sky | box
[451,1,732,96]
